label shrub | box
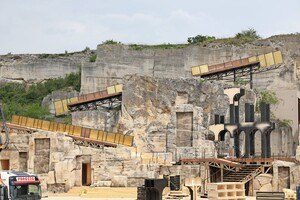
[102,40,122,45]
[187,35,216,44]
[255,90,278,112]
[235,28,260,42]
[89,54,97,62]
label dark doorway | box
[210,166,221,182]
[0,159,9,170]
[278,166,290,189]
[82,163,91,186]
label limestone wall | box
[0,50,93,83]
[81,35,300,93]
[71,110,120,132]
[119,75,228,159]
[0,60,80,83]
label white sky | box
[0,0,299,54]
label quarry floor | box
[43,187,256,200]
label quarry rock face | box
[2,34,300,194]
[0,50,93,83]
[81,34,300,93]
[1,75,232,192]
[120,75,228,159]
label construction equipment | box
[0,101,9,151]
[0,171,42,200]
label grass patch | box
[129,43,189,50]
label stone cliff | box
[81,34,300,93]
[0,50,94,83]
[1,34,299,92]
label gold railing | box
[53,84,123,116]
[10,115,133,147]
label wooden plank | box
[106,132,116,143]
[107,86,116,94]
[90,130,99,140]
[273,51,283,64]
[11,115,20,125]
[265,52,275,67]
[73,126,82,137]
[123,135,133,146]
[115,84,123,93]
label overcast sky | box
[0,0,299,54]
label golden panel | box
[273,51,283,64]
[98,131,104,141]
[115,84,123,93]
[49,122,58,131]
[62,99,69,114]
[199,64,209,74]
[73,126,82,137]
[69,97,79,103]
[57,124,66,133]
[265,52,275,67]
[106,132,116,143]
[191,66,200,76]
[258,55,267,68]
[54,100,64,116]
[90,130,98,140]
[37,120,44,129]
[118,135,125,144]
[123,136,133,146]
[53,122,59,131]
[11,115,20,125]
[114,134,121,144]
[20,117,27,126]
[106,86,116,94]
[65,125,72,134]
[26,118,35,127]
[42,121,50,130]
[248,56,257,63]
[32,119,38,128]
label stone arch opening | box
[251,130,262,157]
[218,130,231,157]
[238,131,246,157]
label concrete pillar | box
[234,132,240,158]
[244,130,251,158]
[261,132,268,158]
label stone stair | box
[223,164,263,183]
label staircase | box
[223,164,263,183]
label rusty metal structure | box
[191,51,283,88]
[180,158,242,172]
[53,84,123,116]
[68,91,122,112]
